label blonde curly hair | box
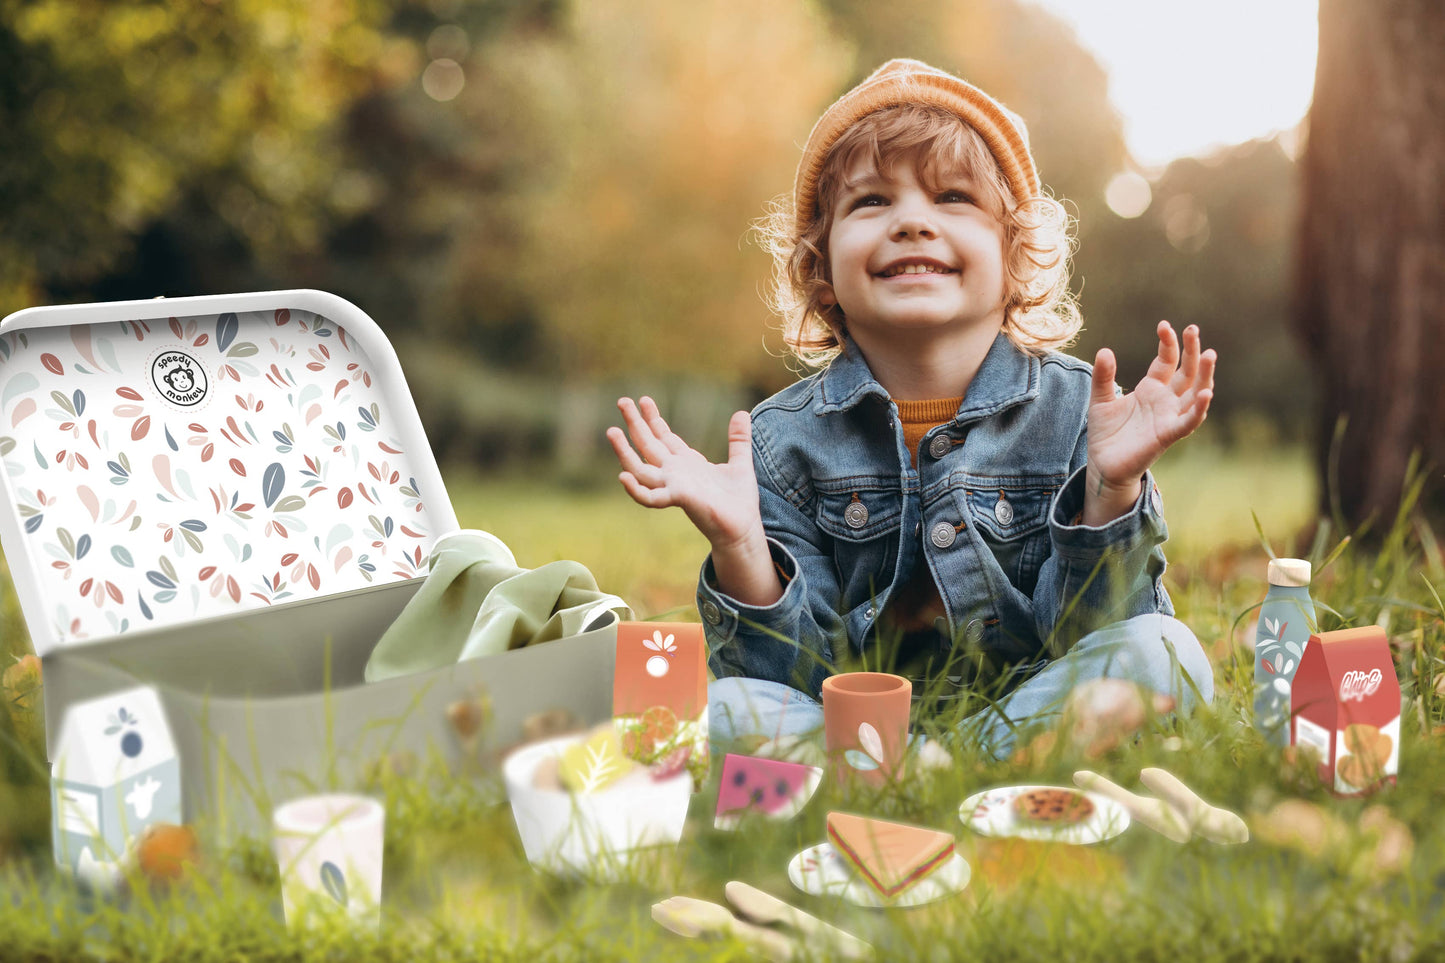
[759,104,1082,369]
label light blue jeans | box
[708,614,1213,759]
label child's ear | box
[819,286,837,307]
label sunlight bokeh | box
[1033,0,1319,169]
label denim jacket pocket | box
[815,483,902,612]
[959,480,1056,595]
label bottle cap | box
[1266,558,1311,587]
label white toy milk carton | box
[51,685,180,881]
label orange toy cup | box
[822,672,911,786]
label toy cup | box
[272,794,384,929]
[822,672,911,785]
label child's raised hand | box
[606,396,766,555]
[1085,322,1215,522]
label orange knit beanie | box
[793,59,1040,236]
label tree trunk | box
[1296,0,1445,531]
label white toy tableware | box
[503,734,690,879]
[272,793,384,928]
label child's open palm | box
[1088,321,1216,490]
[607,397,763,552]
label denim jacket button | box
[864,606,875,621]
[965,618,984,643]
[994,495,1014,526]
[928,435,952,459]
[930,521,957,548]
[844,501,869,529]
[701,600,721,625]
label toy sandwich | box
[826,812,954,899]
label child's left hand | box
[1085,321,1215,523]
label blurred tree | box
[2,0,1317,476]
[510,0,852,384]
[1081,139,1307,438]
[0,0,404,315]
[820,0,1127,231]
[1296,0,1445,526]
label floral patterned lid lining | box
[0,291,456,655]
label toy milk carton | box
[51,686,180,882]
[0,291,623,837]
[1290,626,1401,796]
[613,622,708,788]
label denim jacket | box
[696,332,1173,698]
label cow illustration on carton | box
[1290,626,1400,796]
[51,686,181,885]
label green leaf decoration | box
[217,313,238,353]
[320,861,348,907]
[262,463,284,508]
[2,373,38,409]
[274,495,306,514]
[58,528,75,558]
[111,546,135,567]
[227,342,259,358]
[559,728,633,794]
[50,390,75,416]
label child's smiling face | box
[824,150,1007,345]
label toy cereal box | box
[613,622,708,789]
[1290,626,1400,796]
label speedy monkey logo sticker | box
[150,350,209,407]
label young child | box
[606,59,1216,757]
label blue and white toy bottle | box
[1254,558,1315,746]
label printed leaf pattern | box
[320,861,348,907]
[559,729,632,794]
[0,308,435,646]
[847,722,884,772]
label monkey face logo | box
[150,350,209,407]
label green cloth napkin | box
[364,529,631,682]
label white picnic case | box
[0,290,619,835]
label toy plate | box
[958,784,1129,845]
[787,841,969,908]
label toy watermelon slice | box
[714,753,823,830]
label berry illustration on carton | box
[1290,626,1401,796]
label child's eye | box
[849,193,887,211]
[938,190,974,205]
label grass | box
[3,445,1445,961]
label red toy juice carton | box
[1290,626,1400,796]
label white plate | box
[787,841,969,908]
[958,785,1129,845]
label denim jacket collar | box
[815,330,1041,423]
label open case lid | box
[0,290,458,657]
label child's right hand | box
[606,396,763,552]
[607,397,783,607]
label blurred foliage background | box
[0,0,1307,479]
